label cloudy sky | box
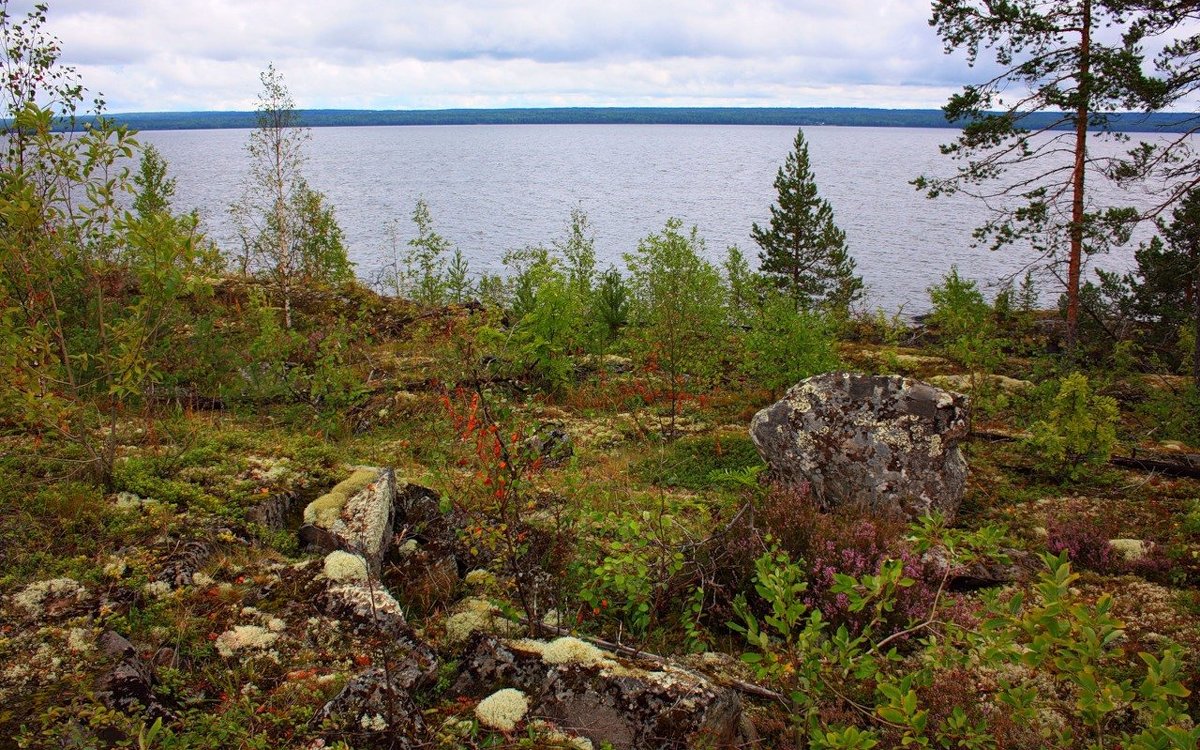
[11,0,1193,113]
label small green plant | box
[928,267,1006,382]
[1023,372,1119,480]
[742,290,840,398]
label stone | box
[300,467,396,570]
[246,491,298,530]
[526,424,574,467]
[453,634,749,750]
[319,583,410,638]
[750,372,970,520]
[929,373,1034,395]
[156,538,217,589]
[95,631,173,720]
[309,667,426,746]
[314,574,439,686]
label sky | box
[10,0,1197,114]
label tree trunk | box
[1192,255,1199,390]
[1066,0,1092,350]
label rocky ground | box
[1,313,1198,749]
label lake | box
[139,124,1175,313]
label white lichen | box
[540,636,607,666]
[214,624,280,658]
[1109,538,1148,561]
[323,550,369,582]
[67,627,93,653]
[102,559,128,579]
[143,581,172,598]
[530,720,594,750]
[359,713,388,731]
[444,598,516,645]
[12,578,86,615]
[475,687,529,732]
[396,538,419,557]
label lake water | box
[139,124,1176,313]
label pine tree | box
[752,128,862,314]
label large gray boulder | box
[750,372,970,519]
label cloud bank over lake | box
[27,0,999,112]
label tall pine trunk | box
[1067,0,1091,349]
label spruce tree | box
[752,128,862,313]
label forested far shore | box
[67,106,1200,132]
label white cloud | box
[7,0,1194,112]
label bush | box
[927,266,1005,374]
[1023,372,1120,479]
[756,486,936,637]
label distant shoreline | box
[93,106,1199,133]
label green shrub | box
[742,290,840,397]
[1023,372,1120,480]
[928,266,1006,374]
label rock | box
[301,467,396,571]
[95,631,173,720]
[320,582,411,638]
[929,373,1034,395]
[1109,538,1150,561]
[314,571,439,685]
[453,634,749,750]
[309,667,426,746]
[156,538,217,589]
[246,491,298,530]
[750,372,970,520]
[526,424,574,467]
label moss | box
[634,433,764,490]
[303,468,379,527]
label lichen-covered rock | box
[526,424,574,467]
[930,373,1033,395]
[314,575,439,686]
[9,577,90,620]
[453,634,748,750]
[95,631,173,720]
[301,467,396,570]
[750,372,970,520]
[309,667,427,747]
[320,583,410,638]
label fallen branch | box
[970,430,1200,479]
